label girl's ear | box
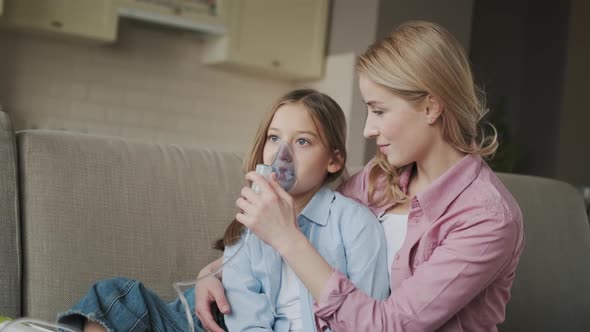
[327,149,344,174]
[425,95,443,124]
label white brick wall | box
[0,21,291,153]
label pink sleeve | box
[314,213,521,331]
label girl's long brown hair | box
[214,89,347,250]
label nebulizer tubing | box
[173,141,297,332]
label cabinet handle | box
[271,60,281,68]
[50,20,63,29]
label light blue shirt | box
[223,186,390,332]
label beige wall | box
[328,0,380,55]
[0,21,291,153]
[557,0,590,185]
[376,0,474,52]
[323,0,380,168]
[0,1,476,169]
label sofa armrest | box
[0,111,20,318]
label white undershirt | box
[276,262,303,331]
[379,213,409,272]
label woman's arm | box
[313,213,521,331]
[236,172,335,299]
[195,256,230,332]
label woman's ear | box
[425,95,443,124]
[327,150,344,174]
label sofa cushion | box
[498,173,590,331]
[0,112,20,318]
[17,130,245,321]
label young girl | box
[220,89,390,332]
[197,21,525,332]
[57,89,390,332]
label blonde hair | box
[215,89,348,249]
[358,21,498,206]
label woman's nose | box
[363,119,378,139]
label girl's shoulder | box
[330,189,380,227]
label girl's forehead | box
[270,104,319,133]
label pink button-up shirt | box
[314,154,525,331]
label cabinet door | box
[206,0,328,80]
[0,0,117,41]
[236,0,328,80]
[118,0,226,34]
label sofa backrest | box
[0,112,20,318]
[498,173,590,331]
[9,127,590,328]
[17,130,245,321]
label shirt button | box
[395,253,400,260]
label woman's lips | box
[378,144,389,153]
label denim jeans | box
[57,277,227,332]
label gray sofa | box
[1,111,589,331]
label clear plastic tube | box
[173,227,251,332]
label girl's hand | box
[235,172,301,254]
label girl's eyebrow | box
[295,130,318,138]
[268,127,318,138]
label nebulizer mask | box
[173,141,297,332]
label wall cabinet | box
[204,0,329,81]
[0,0,118,42]
[118,0,226,35]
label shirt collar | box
[298,186,335,227]
[414,154,483,222]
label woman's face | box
[359,73,435,167]
[263,103,341,197]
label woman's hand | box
[235,172,301,255]
[195,258,230,332]
[238,172,334,300]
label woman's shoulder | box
[459,165,522,224]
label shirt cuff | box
[313,269,357,330]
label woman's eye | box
[372,110,384,116]
[268,135,279,142]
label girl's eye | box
[372,109,384,116]
[296,138,309,146]
[268,135,279,142]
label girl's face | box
[359,73,436,167]
[263,103,341,198]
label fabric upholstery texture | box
[17,130,244,320]
[0,112,20,318]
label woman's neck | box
[412,141,466,194]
